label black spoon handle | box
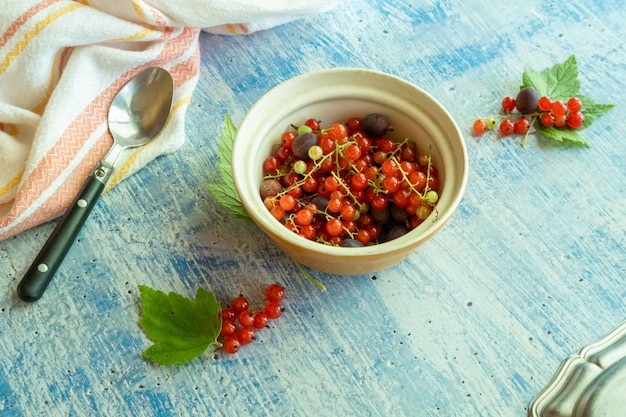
[17,164,113,302]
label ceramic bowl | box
[231,68,468,275]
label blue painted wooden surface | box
[2,0,625,416]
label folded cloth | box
[0,0,337,241]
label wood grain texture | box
[1,0,625,416]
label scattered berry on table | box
[219,284,286,355]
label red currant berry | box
[538,96,552,112]
[501,96,516,113]
[220,308,236,322]
[554,114,567,127]
[237,327,256,345]
[350,172,369,191]
[279,194,296,212]
[231,296,249,314]
[304,118,320,131]
[540,112,555,127]
[347,117,362,133]
[327,123,348,141]
[262,156,280,174]
[381,159,398,176]
[566,97,582,113]
[472,119,487,135]
[327,197,343,213]
[281,131,296,147]
[270,205,286,221]
[567,111,585,129]
[252,312,269,329]
[265,284,285,302]
[344,144,362,161]
[264,301,283,319]
[514,118,531,135]
[294,208,313,226]
[325,218,344,236]
[339,203,357,221]
[370,194,388,211]
[355,228,371,244]
[238,310,255,327]
[220,321,237,337]
[222,337,240,354]
[551,100,567,117]
[499,119,515,136]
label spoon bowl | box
[17,67,174,302]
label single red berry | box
[551,100,567,117]
[472,119,487,135]
[262,156,280,174]
[281,131,296,147]
[278,194,296,212]
[252,312,269,329]
[514,118,531,135]
[304,118,320,131]
[538,96,552,112]
[499,119,515,136]
[344,144,362,161]
[554,114,567,127]
[265,283,285,302]
[325,218,344,236]
[347,117,362,133]
[370,194,388,211]
[238,310,255,327]
[327,123,348,141]
[264,301,283,319]
[220,308,236,322]
[231,296,250,314]
[501,96,516,112]
[220,321,237,337]
[540,112,555,127]
[222,337,240,354]
[566,97,582,113]
[237,327,256,345]
[567,111,585,129]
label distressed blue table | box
[2,1,625,416]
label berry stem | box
[293,260,326,291]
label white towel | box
[0,0,337,240]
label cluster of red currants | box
[219,283,285,354]
[260,113,440,247]
[472,86,585,137]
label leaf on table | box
[537,126,590,147]
[521,54,580,99]
[138,286,222,366]
[206,114,252,222]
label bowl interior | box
[232,68,467,263]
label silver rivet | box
[37,263,49,273]
[77,199,87,208]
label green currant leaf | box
[206,114,252,222]
[522,55,580,100]
[578,95,616,128]
[537,126,591,147]
[138,286,222,366]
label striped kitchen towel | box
[0,0,337,241]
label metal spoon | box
[17,67,174,302]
